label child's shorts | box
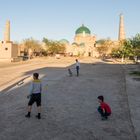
[28,93,41,106]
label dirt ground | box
[0,57,139,140]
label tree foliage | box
[23,38,42,52]
[129,34,140,57]
[96,39,114,57]
[111,34,140,60]
[43,38,66,55]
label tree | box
[119,40,133,62]
[23,38,42,56]
[96,39,114,58]
[111,34,140,62]
[111,40,133,62]
[129,34,140,61]
[43,38,66,55]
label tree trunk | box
[121,56,124,62]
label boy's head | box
[76,59,78,62]
[33,73,39,79]
[97,95,104,103]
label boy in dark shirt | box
[97,95,111,120]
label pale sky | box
[0,0,139,42]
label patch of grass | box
[130,71,140,76]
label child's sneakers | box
[101,116,108,121]
[25,112,41,119]
[36,113,41,119]
[25,113,30,118]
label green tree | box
[129,34,140,61]
[111,34,140,62]
[43,38,66,55]
[119,40,133,62]
[111,40,133,62]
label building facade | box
[61,14,126,57]
[0,14,126,60]
[60,24,99,57]
[0,20,18,60]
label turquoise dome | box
[75,24,91,35]
[59,39,69,44]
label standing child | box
[75,59,80,76]
[25,73,42,119]
[97,95,111,120]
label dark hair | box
[97,95,104,102]
[33,73,39,79]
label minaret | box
[4,20,10,42]
[118,14,125,40]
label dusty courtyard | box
[0,57,139,140]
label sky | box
[0,0,139,42]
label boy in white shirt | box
[75,59,80,76]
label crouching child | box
[97,95,111,120]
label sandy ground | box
[0,57,76,91]
[0,57,139,140]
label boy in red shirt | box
[97,95,111,120]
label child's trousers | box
[98,106,111,118]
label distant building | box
[118,14,125,41]
[61,14,126,57]
[0,14,126,60]
[60,24,99,57]
[0,20,18,61]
